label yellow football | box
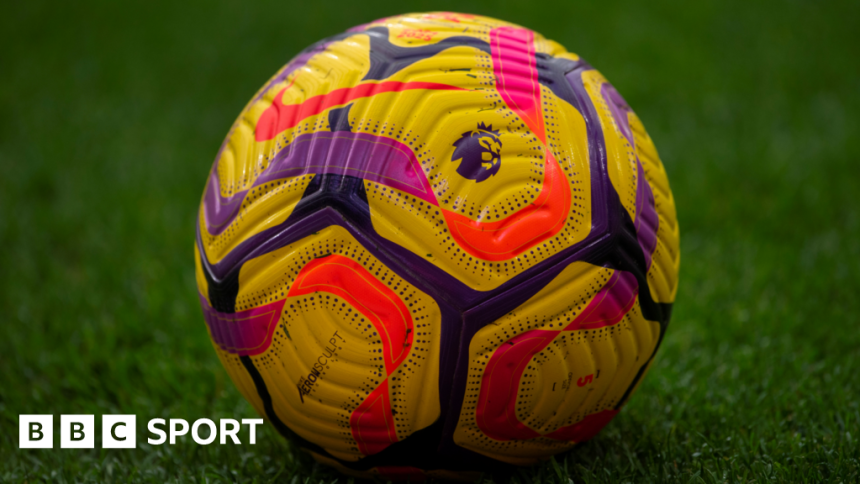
[194,12,680,480]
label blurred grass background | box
[1,0,859,482]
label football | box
[194,12,679,480]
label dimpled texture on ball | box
[195,12,680,480]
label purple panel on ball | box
[601,82,659,270]
[202,131,435,235]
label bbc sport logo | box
[19,415,264,449]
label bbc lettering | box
[19,415,264,449]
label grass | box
[1,0,859,482]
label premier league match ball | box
[195,12,679,480]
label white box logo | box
[60,415,94,449]
[102,415,136,448]
[19,415,53,448]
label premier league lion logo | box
[451,122,503,182]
